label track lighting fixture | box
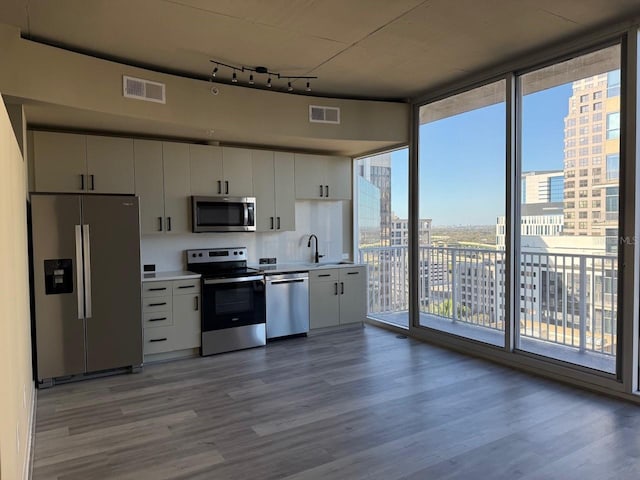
[209,59,316,94]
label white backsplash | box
[141,201,350,271]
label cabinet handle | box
[318,274,331,277]
[325,185,329,198]
[158,217,163,232]
[149,317,167,322]
[167,217,172,231]
[194,296,199,311]
[334,282,338,295]
[178,285,195,289]
[90,174,95,191]
[148,302,167,307]
[225,180,229,194]
[217,180,222,194]
[148,287,167,291]
[149,338,167,343]
[341,282,344,295]
[80,174,85,190]
[319,185,324,197]
[277,217,281,229]
[347,272,359,275]
[270,217,274,230]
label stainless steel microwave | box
[191,196,256,232]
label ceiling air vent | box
[309,105,340,124]
[123,75,166,104]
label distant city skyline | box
[389,84,573,225]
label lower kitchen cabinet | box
[309,266,367,329]
[142,278,201,360]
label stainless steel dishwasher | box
[265,271,309,339]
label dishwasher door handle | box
[270,279,306,285]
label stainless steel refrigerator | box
[31,194,142,386]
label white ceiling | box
[1,0,639,101]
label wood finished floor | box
[33,325,640,480]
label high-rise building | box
[356,153,392,246]
[562,71,620,249]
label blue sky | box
[389,84,572,225]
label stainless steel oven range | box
[186,248,265,356]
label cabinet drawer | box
[340,266,366,277]
[172,279,201,295]
[309,269,338,281]
[144,326,178,355]
[142,281,173,297]
[142,295,172,313]
[143,311,173,328]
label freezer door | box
[82,195,142,372]
[31,194,86,381]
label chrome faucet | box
[307,234,324,263]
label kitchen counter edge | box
[142,271,202,282]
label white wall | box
[142,201,348,271]
[0,96,34,480]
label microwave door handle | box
[244,203,249,226]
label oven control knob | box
[233,251,238,255]
[199,253,203,257]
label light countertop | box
[252,262,364,275]
[142,270,201,282]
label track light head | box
[287,81,293,92]
[212,66,218,77]
[232,71,238,83]
[306,81,311,92]
[249,74,254,85]
[267,77,272,88]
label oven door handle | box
[204,275,264,285]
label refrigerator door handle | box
[83,224,93,319]
[75,225,85,319]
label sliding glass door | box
[417,81,506,347]
[517,45,621,373]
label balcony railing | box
[359,246,617,359]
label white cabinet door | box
[134,140,165,235]
[309,269,340,329]
[172,293,201,350]
[222,147,253,196]
[295,153,327,199]
[163,142,191,234]
[326,156,352,200]
[86,135,135,194]
[274,152,296,231]
[190,144,223,195]
[33,131,87,193]
[339,267,367,325]
[252,150,276,232]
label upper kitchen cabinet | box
[222,147,254,196]
[294,153,352,200]
[134,140,190,235]
[32,131,134,194]
[86,135,134,194]
[189,145,253,196]
[33,131,86,192]
[252,150,295,232]
[189,144,223,196]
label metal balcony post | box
[451,249,457,323]
[579,256,587,353]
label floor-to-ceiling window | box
[517,44,620,374]
[355,149,409,327]
[417,81,506,347]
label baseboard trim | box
[25,382,36,480]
